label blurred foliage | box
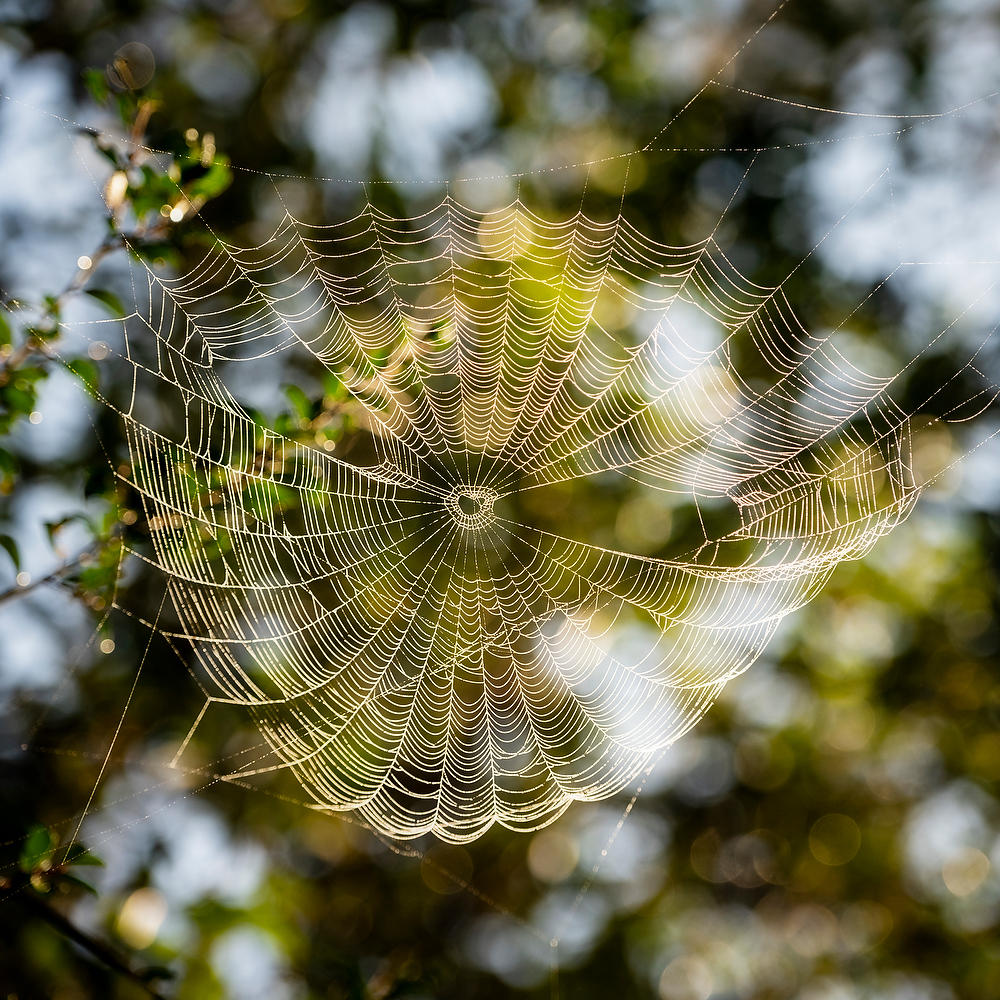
[0,2,999,1000]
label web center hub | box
[446,485,499,529]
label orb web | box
[89,193,995,843]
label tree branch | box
[15,888,169,999]
[0,540,107,608]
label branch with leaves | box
[0,68,234,1000]
[2,827,170,999]
[0,73,233,577]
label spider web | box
[4,7,1000,993]
[69,176,994,844]
[2,0,992,865]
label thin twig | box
[1,96,172,1000]
[0,235,118,377]
[0,543,102,607]
[0,216,167,380]
[14,888,169,999]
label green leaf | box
[44,514,92,547]
[115,93,134,125]
[0,534,19,571]
[140,966,176,983]
[129,164,180,221]
[26,323,58,343]
[2,385,36,416]
[322,372,349,402]
[66,359,100,393]
[11,365,46,386]
[83,462,114,498]
[77,561,120,593]
[59,873,97,896]
[83,67,110,106]
[63,842,104,867]
[0,448,17,479]
[284,385,314,421]
[85,288,126,317]
[19,825,54,873]
[0,308,11,349]
[95,142,123,169]
[186,159,233,202]
[129,240,181,269]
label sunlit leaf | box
[19,826,54,873]
[0,533,19,571]
[85,288,126,317]
[66,358,100,393]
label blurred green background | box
[1,1,999,998]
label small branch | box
[129,99,160,152]
[15,888,168,999]
[0,98,179,1000]
[0,217,168,380]
[0,565,71,607]
[0,540,107,608]
[0,236,119,378]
